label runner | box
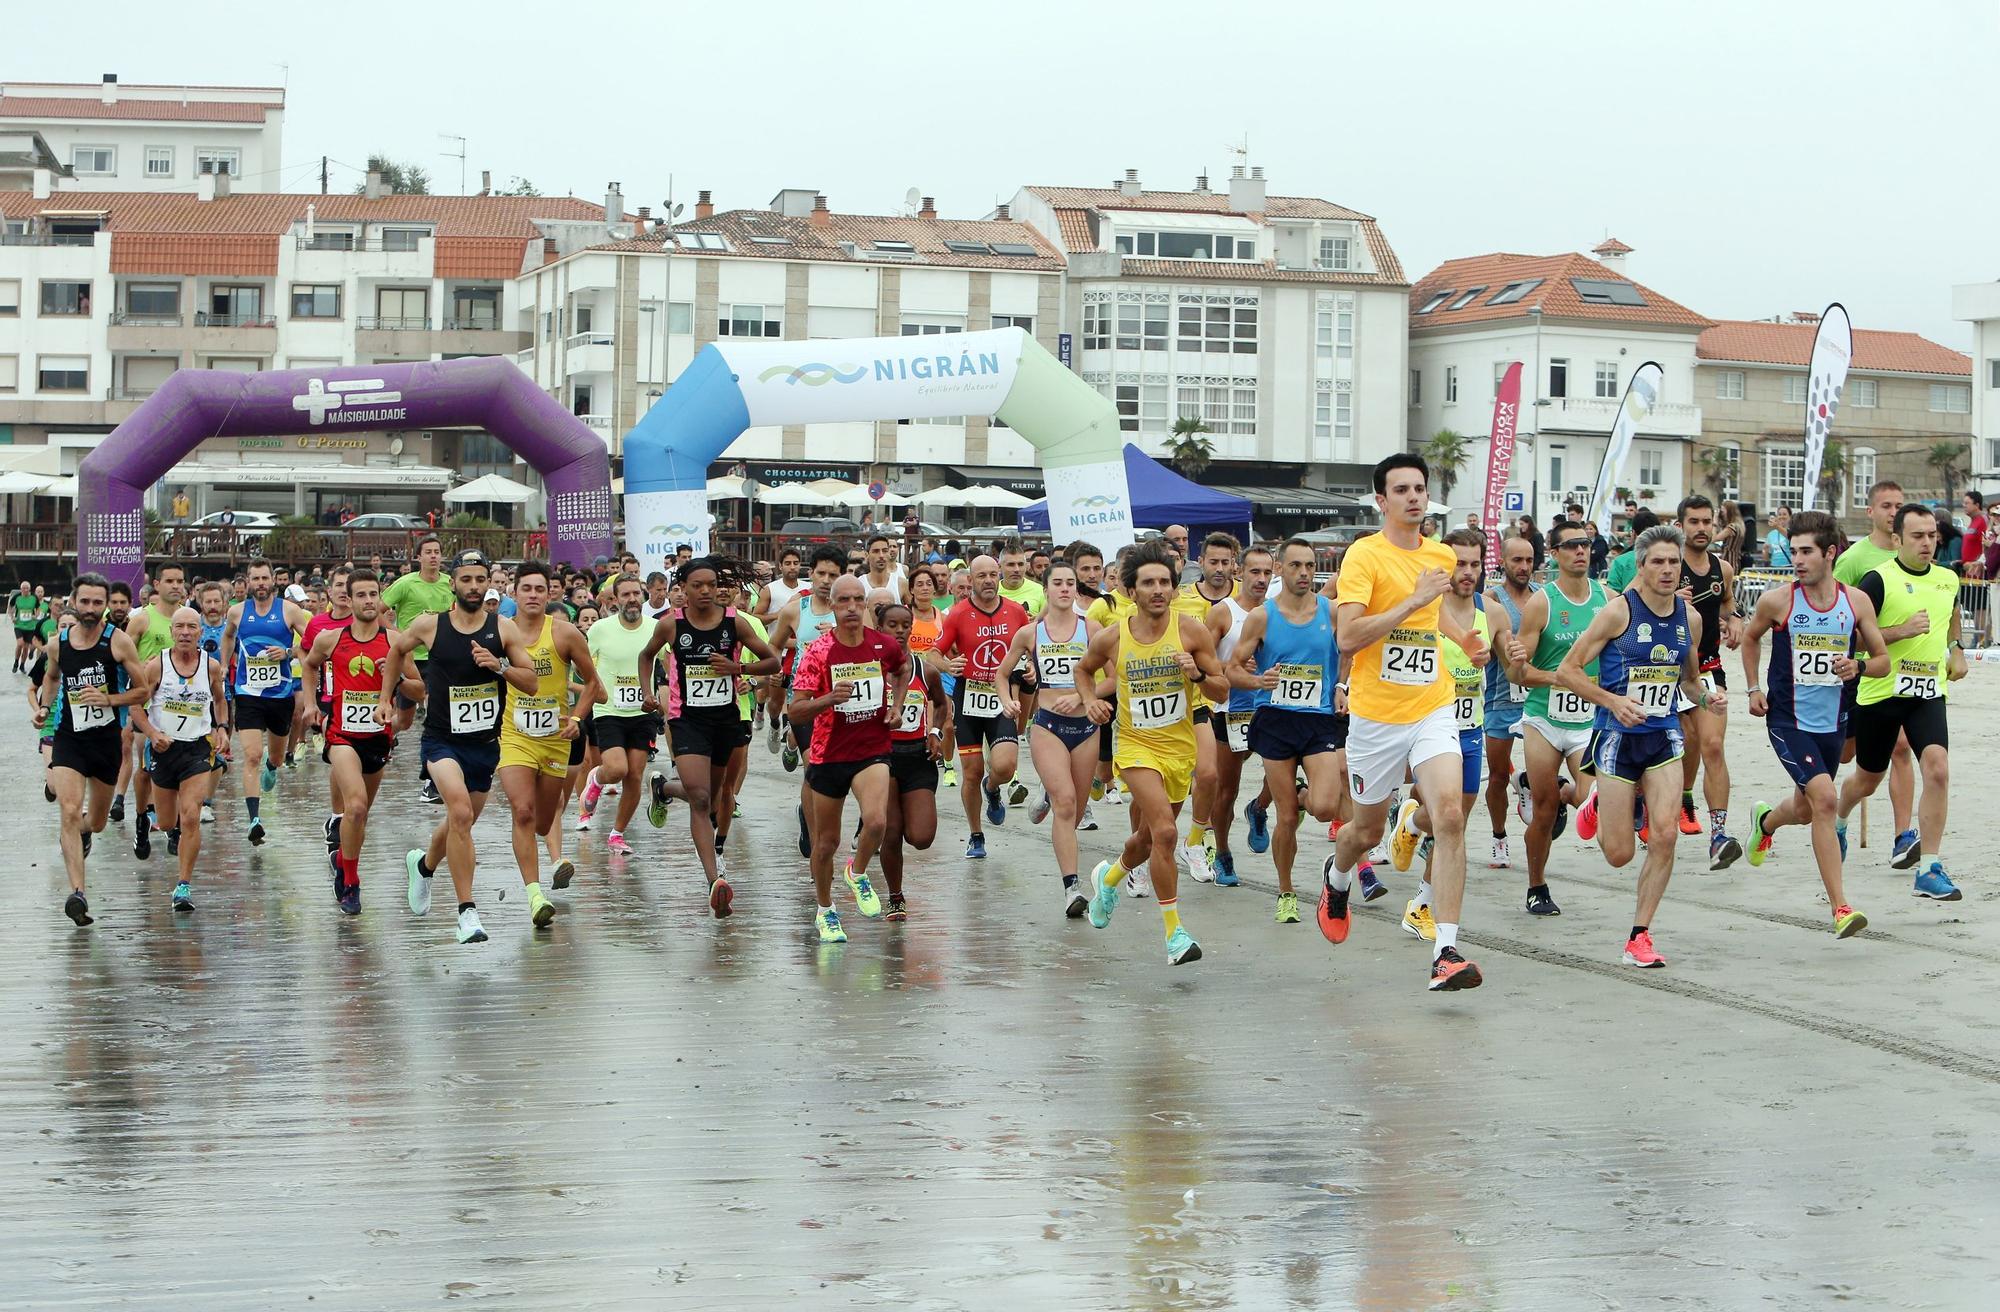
[1507,520,1609,915]
[996,561,1102,917]
[1672,495,1745,868]
[129,606,228,912]
[576,574,679,853]
[874,598,950,920]
[380,535,452,801]
[997,539,1045,748]
[789,574,910,942]
[1172,533,1239,886]
[1206,544,1274,887]
[303,568,352,852]
[37,574,149,926]
[765,546,843,790]
[381,550,542,943]
[927,555,1031,859]
[1833,503,1967,898]
[1559,524,1723,967]
[297,569,397,915]
[107,581,136,823]
[1074,540,1229,965]
[717,576,768,856]
[122,563,186,857]
[219,561,311,846]
[495,561,603,927]
[1227,538,1343,925]
[194,582,229,826]
[1740,510,1889,936]
[640,556,780,915]
[1832,480,1922,868]
[1319,453,1488,991]
[1481,535,1539,869]
[753,547,803,740]
[862,532,905,603]
[10,579,37,672]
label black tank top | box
[1680,554,1726,662]
[672,608,740,721]
[57,623,123,741]
[423,609,504,742]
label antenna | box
[1226,134,1250,168]
[438,132,467,195]
[904,186,922,217]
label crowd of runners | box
[21,458,1973,986]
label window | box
[1115,301,1142,350]
[1336,386,1352,449]
[1850,447,1877,508]
[1315,388,1332,440]
[1231,303,1257,353]
[37,355,88,391]
[990,242,1038,257]
[1409,368,1421,406]
[380,227,429,253]
[1336,302,1353,359]
[1549,358,1569,398]
[291,284,340,319]
[375,287,427,328]
[1417,290,1453,314]
[748,235,791,247]
[72,146,115,176]
[0,355,15,391]
[722,303,781,337]
[1083,302,1109,351]
[1639,447,1664,487]
[1716,443,1741,499]
[944,240,992,255]
[145,146,174,178]
[1931,383,1972,413]
[1114,301,1166,350]
[1782,375,1809,405]
[1176,384,1254,434]
[573,306,593,334]
[1142,302,1167,350]
[125,283,179,319]
[40,281,92,316]
[1715,370,1745,400]
[1851,377,1878,407]
[1488,279,1543,306]
[991,313,1033,335]
[0,279,16,316]
[1445,366,1458,403]
[1570,278,1645,306]
[1448,287,1487,311]
[1594,362,1619,398]
[1762,443,1806,509]
[207,285,263,324]
[1110,383,1171,433]
[872,240,915,253]
[449,286,499,329]
[303,230,355,251]
[1316,308,1334,361]
[1319,236,1350,270]
[899,314,963,336]
[195,148,239,177]
[1991,360,2000,389]
[667,302,693,334]
[1493,362,1510,397]
[676,232,728,251]
[1157,232,1213,260]
[1176,303,1200,351]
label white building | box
[1010,167,1409,530]
[1407,240,1709,523]
[0,76,284,193]
[1949,280,2000,496]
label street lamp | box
[1528,304,1544,517]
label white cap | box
[484,588,500,602]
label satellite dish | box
[904,186,922,215]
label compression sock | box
[1159,899,1182,939]
[1710,809,1727,834]
[245,797,260,821]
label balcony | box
[1535,395,1702,439]
[564,330,616,377]
[194,312,275,329]
[293,236,431,253]
[108,310,187,351]
[0,232,99,247]
[578,414,614,431]
[356,315,434,357]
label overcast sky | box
[18,0,1996,348]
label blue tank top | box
[199,618,227,665]
[1033,616,1088,691]
[1766,583,1856,735]
[1484,582,1539,710]
[1595,591,1691,733]
[1256,595,1337,714]
[232,594,296,698]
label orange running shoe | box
[1427,946,1483,991]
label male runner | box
[381,550,540,943]
[123,562,186,857]
[495,561,602,926]
[1320,454,1488,991]
[107,581,136,822]
[298,569,395,914]
[130,606,228,912]
[1834,504,1966,899]
[1672,495,1745,867]
[789,573,910,942]
[219,561,311,845]
[766,546,843,783]
[381,534,452,799]
[577,574,672,853]
[1741,511,1889,936]
[1076,540,1229,965]
[12,579,42,671]
[1206,544,1273,887]
[1481,535,1539,869]
[1227,539,1341,924]
[38,574,149,925]
[996,540,1046,618]
[927,555,1030,858]
[1832,480,1921,867]
[875,598,952,920]
[304,568,352,849]
[1560,524,1723,967]
[1173,532,1239,886]
[862,532,905,603]
[756,547,805,742]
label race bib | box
[833,661,884,716]
[1698,671,1719,698]
[449,682,501,733]
[1224,711,1250,753]
[1791,632,1846,688]
[683,663,733,709]
[1271,662,1324,711]
[1630,666,1680,715]
[1507,680,1528,703]
[68,698,113,732]
[243,652,285,691]
[1893,657,1940,701]
[963,678,1002,719]
[897,685,927,734]
[512,693,560,737]
[611,675,644,710]
[1038,643,1082,689]
[340,690,383,735]
[1381,628,1438,686]
[1129,688,1186,730]
[1549,687,1593,724]
[161,695,206,720]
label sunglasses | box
[1556,539,1592,550]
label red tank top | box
[327,625,394,745]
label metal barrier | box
[1736,568,1995,646]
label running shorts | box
[421,735,500,795]
[889,745,939,794]
[593,714,660,755]
[236,695,295,737]
[955,713,1018,753]
[669,714,741,767]
[1523,714,1592,760]
[325,733,395,776]
[51,732,121,786]
[149,738,215,792]
[1113,742,1193,806]
[1344,704,1459,805]
[499,727,570,779]
[1584,723,1685,783]
[1851,696,1948,775]
[1766,717,1844,789]
[806,755,889,799]
[1031,709,1097,751]
[1457,726,1485,796]
[1248,706,1343,762]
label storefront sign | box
[237,438,283,450]
[297,435,371,450]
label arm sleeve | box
[1858,570,1886,612]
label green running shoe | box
[845,860,883,919]
[816,905,847,943]
[1087,860,1120,929]
[1747,802,1774,868]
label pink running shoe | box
[1575,786,1600,841]
[579,769,604,811]
[1621,929,1666,968]
[606,831,632,856]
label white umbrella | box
[827,483,911,509]
[912,486,978,509]
[0,446,62,477]
[0,471,52,494]
[707,475,762,502]
[757,482,835,506]
[1427,499,1452,515]
[444,473,538,505]
[40,476,77,499]
[960,484,1031,509]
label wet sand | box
[5,670,1997,1309]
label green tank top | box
[1858,558,1957,706]
[1524,578,1608,725]
[135,602,177,662]
[586,615,656,718]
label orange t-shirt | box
[1335,533,1456,725]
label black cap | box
[450,549,491,572]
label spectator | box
[1715,499,1746,567]
[1588,522,1609,578]
[1763,506,1794,568]
[1961,491,1987,579]
[1516,514,1545,573]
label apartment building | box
[512,188,1065,495]
[1950,280,2000,499]
[1407,240,1709,520]
[0,76,284,192]
[1695,316,1972,533]
[1008,167,1408,526]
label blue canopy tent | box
[1017,443,1252,537]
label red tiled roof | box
[1408,252,1709,330]
[584,207,1065,271]
[112,233,275,277]
[0,95,271,123]
[1698,320,1971,377]
[1592,237,1633,255]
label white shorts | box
[1346,703,1460,805]
[1523,714,1592,760]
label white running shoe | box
[455,906,488,944]
[1030,790,1052,825]
[1063,881,1089,919]
[1078,802,1099,832]
[1101,787,1127,808]
[1489,837,1512,869]
[1181,840,1214,884]
[1124,864,1153,899]
[1514,770,1533,826]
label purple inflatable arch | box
[77,358,615,588]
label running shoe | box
[1914,862,1962,901]
[200,802,215,825]
[1063,881,1089,919]
[709,877,734,918]
[1007,778,1030,807]
[1513,771,1532,826]
[1389,798,1422,872]
[1575,786,1600,840]
[1677,796,1701,836]
[1091,777,1106,801]
[1488,837,1511,869]
[1326,818,1341,841]
[885,893,906,922]
[1087,860,1120,929]
[1166,926,1203,966]
[1891,828,1921,870]
[983,779,1006,827]
[1123,866,1152,899]
[247,818,266,847]
[816,905,847,944]
[1747,803,1774,868]
[285,753,296,770]
[1182,840,1214,884]
[1551,798,1569,840]
[1214,851,1240,887]
[965,833,986,860]
[64,891,92,926]
[1245,801,1271,854]
[845,860,883,919]
[133,812,151,860]
[1709,831,1744,871]
[1525,884,1561,916]
[1078,803,1099,832]
[1316,858,1351,944]
[1274,891,1299,924]
[1417,835,1435,866]
[732,802,741,819]
[1100,784,1125,806]
[1402,900,1437,942]
[1621,931,1666,967]
[797,804,811,859]
[767,716,782,754]
[456,907,489,944]
[1428,946,1483,990]
[420,778,442,805]
[406,850,431,915]
[551,859,575,890]
[172,881,195,913]
[1834,818,1848,861]
[1358,861,1386,902]
[1637,807,1650,844]
[337,883,360,917]
[781,742,800,773]
[110,795,125,823]
[1832,904,1867,938]
[81,831,91,859]
[573,807,593,832]
[942,765,957,789]
[166,828,179,858]
[1030,790,1052,825]
[647,771,671,828]
[606,831,632,856]
[259,760,279,793]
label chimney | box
[605,181,624,229]
[197,171,216,203]
[1590,237,1632,274]
[809,193,832,228]
[1228,164,1266,213]
[479,169,491,196]
[1118,167,1142,199]
[32,167,53,200]
[364,169,386,200]
[542,236,557,265]
[918,196,936,220]
[993,202,1010,221]
[100,73,117,105]
[695,189,714,219]
[1194,173,1210,194]
[213,168,230,199]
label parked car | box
[183,510,280,555]
[776,516,866,552]
[343,512,426,531]
[331,512,429,561]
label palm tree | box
[1165,416,1215,480]
[1694,445,1734,498]
[1926,439,1969,506]
[1420,429,1471,504]
[1811,440,1847,510]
